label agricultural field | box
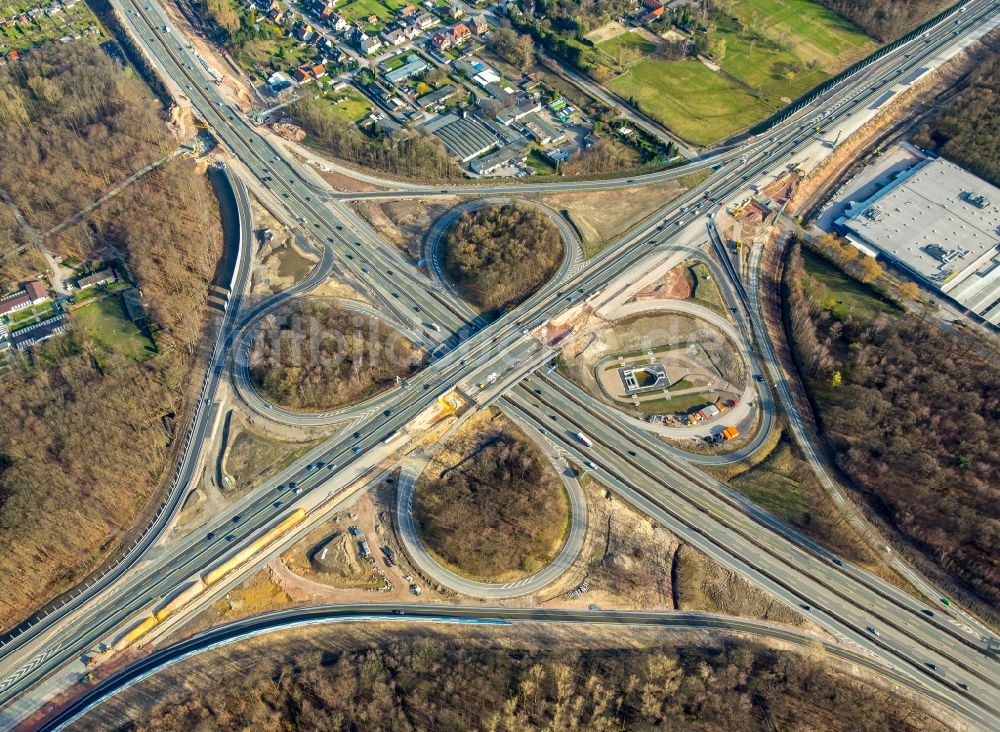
[600,0,874,144]
[0,0,102,53]
[727,0,875,70]
[609,57,772,146]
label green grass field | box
[337,0,393,24]
[801,249,899,321]
[597,30,657,61]
[73,296,154,362]
[713,23,829,103]
[730,436,811,522]
[320,86,373,122]
[610,58,772,145]
[728,0,874,72]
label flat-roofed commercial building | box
[836,157,1000,326]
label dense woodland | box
[914,48,1000,187]
[816,0,949,41]
[0,44,172,231]
[784,243,1000,607]
[293,96,463,181]
[96,636,944,731]
[413,421,568,579]
[0,45,221,628]
[442,203,564,314]
[249,300,424,410]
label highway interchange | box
[1,0,1000,727]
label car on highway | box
[306,464,317,473]
[274,501,282,508]
[226,534,236,541]
[206,532,215,540]
[866,626,879,636]
[926,662,938,671]
[392,609,405,615]
[233,515,241,523]
[293,486,302,494]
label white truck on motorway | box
[576,432,593,447]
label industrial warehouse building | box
[428,114,498,162]
[836,157,1000,326]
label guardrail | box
[0,165,248,658]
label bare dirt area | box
[351,197,460,259]
[204,569,293,627]
[634,263,692,300]
[541,478,678,610]
[534,178,688,256]
[273,484,445,604]
[317,167,381,192]
[280,492,394,593]
[247,198,319,295]
[585,21,629,44]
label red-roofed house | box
[430,31,453,51]
[0,281,49,317]
[451,22,471,43]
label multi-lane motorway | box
[2,0,999,727]
[38,605,975,732]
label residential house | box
[267,70,294,94]
[360,35,383,54]
[430,30,452,51]
[76,268,115,290]
[293,66,310,82]
[295,22,315,41]
[469,15,488,35]
[450,22,471,44]
[396,4,417,18]
[0,281,49,317]
[448,3,463,18]
[311,63,327,78]
[412,12,436,29]
[381,27,407,45]
[641,6,664,23]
